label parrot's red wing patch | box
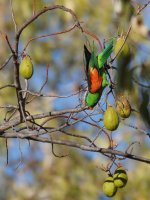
[89,67,103,93]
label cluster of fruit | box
[102,37,130,197]
[103,167,128,197]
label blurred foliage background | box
[0,0,150,199]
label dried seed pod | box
[116,95,131,118]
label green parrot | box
[84,40,113,108]
[84,44,103,94]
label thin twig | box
[19,89,83,99]
[10,0,18,32]
[61,130,97,148]
[5,139,9,165]
[5,108,17,122]
[90,129,103,147]
[82,28,103,51]
[26,63,50,103]
[124,123,150,135]
[4,34,15,54]
[125,141,140,154]
[23,23,77,53]
[132,76,150,88]
[136,0,150,15]
[14,138,23,170]
[0,84,16,90]
[0,105,18,109]
[0,54,13,70]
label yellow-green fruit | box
[19,55,33,79]
[113,167,128,188]
[103,106,119,131]
[114,36,130,56]
[102,176,117,197]
[116,96,131,118]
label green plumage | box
[85,91,101,108]
[101,70,110,88]
[98,40,113,69]
[85,79,109,108]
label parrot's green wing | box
[98,40,113,69]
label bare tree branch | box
[0,106,88,132]
[0,132,150,164]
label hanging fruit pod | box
[102,175,117,197]
[113,167,128,188]
[103,106,119,131]
[114,34,130,56]
[19,55,33,79]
